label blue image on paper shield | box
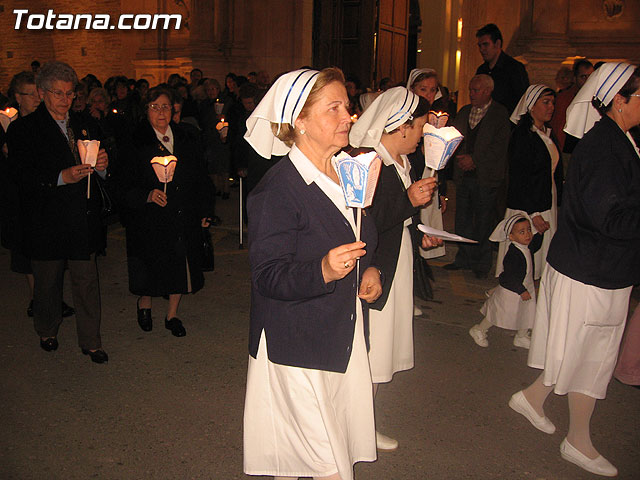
[336,159,367,208]
[423,132,463,170]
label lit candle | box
[150,155,178,193]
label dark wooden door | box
[313,0,409,90]
[376,0,410,86]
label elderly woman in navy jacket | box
[242,68,385,480]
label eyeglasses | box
[17,91,39,99]
[630,94,640,98]
[46,88,76,100]
[149,104,171,112]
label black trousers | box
[453,177,498,275]
[31,256,102,350]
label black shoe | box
[40,337,58,352]
[27,300,34,317]
[81,348,108,364]
[165,317,186,337]
[137,298,152,332]
[474,270,488,279]
[443,263,462,270]
[62,301,75,318]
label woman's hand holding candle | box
[147,188,167,207]
[95,148,108,171]
[408,177,437,207]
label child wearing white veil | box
[469,211,542,349]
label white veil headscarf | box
[490,210,532,243]
[244,69,320,159]
[564,62,635,139]
[510,84,553,124]
[349,87,420,148]
[406,68,443,102]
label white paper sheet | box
[418,223,478,243]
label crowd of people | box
[0,22,639,480]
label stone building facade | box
[1,0,313,89]
[2,0,639,100]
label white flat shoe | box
[413,305,423,316]
[508,390,556,434]
[560,438,618,477]
[469,325,489,347]
[513,335,531,349]
[376,431,398,451]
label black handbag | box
[413,253,434,301]
[201,226,215,272]
[93,173,113,219]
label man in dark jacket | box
[446,74,511,278]
[475,23,529,115]
[7,62,109,363]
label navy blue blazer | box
[547,116,640,289]
[247,155,378,373]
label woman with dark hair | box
[349,87,440,450]
[199,78,231,199]
[121,86,214,338]
[222,72,238,104]
[509,63,640,477]
[493,85,562,286]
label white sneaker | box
[469,325,489,347]
[560,438,618,477]
[376,431,398,451]
[413,305,423,316]
[513,334,531,349]
[508,390,556,434]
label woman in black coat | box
[121,86,214,337]
[497,84,563,280]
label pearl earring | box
[618,108,622,113]
[300,129,306,135]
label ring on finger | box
[344,261,350,269]
[419,186,424,193]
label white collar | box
[375,143,410,172]
[153,125,173,146]
[289,144,335,186]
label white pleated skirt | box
[369,226,415,383]
[243,299,376,479]
[528,265,631,399]
[480,285,536,330]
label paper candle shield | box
[334,151,382,209]
[423,123,463,171]
[427,110,450,128]
[0,107,18,132]
[77,140,100,167]
[150,155,178,184]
